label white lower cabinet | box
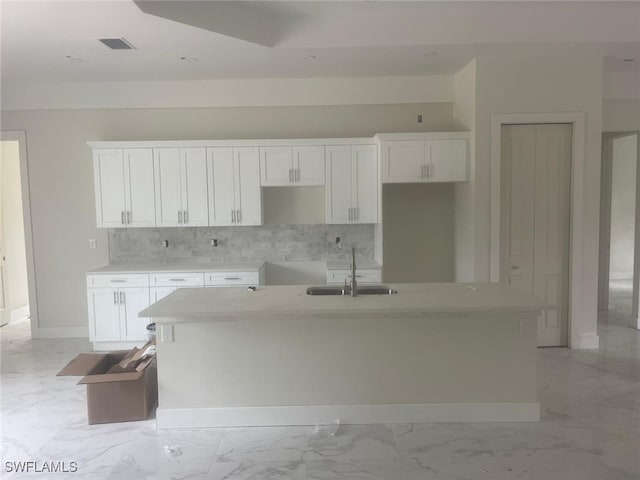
[87,281,151,347]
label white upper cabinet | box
[380,135,469,183]
[325,145,378,224]
[93,148,155,228]
[154,148,208,227]
[260,146,325,186]
[208,147,262,226]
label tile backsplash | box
[108,224,375,264]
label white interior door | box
[501,124,572,347]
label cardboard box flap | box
[78,370,144,385]
[57,353,111,377]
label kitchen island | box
[139,283,545,428]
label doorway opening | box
[598,132,640,329]
[0,131,36,337]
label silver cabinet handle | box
[289,168,293,183]
[231,209,236,223]
[110,279,126,283]
[121,211,126,225]
[236,209,242,223]
[169,278,186,282]
[348,208,352,221]
[295,168,300,182]
[183,210,189,224]
[178,211,183,224]
[355,207,359,221]
[113,291,118,305]
[224,277,241,281]
[127,211,132,224]
[120,291,125,305]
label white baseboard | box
[10,305,30,323]
[574,332,599,349]
[33,326,89,339]
[156,402,541,429]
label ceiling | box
[1,1,639,83]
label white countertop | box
[88,262,265,274]
[139,282,546,322]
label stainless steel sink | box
[306,286,397,296]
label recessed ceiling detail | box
[99,38,136,50]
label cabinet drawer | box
[87,274,149,288]
[205,272,260,286]
[327,269,382,285]
[150,272,205,287]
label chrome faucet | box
[350,246,358,297]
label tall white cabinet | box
[208,147,262,226]
[93,148,156,228]
[325,144,378,224]
[154,147,209,227]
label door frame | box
[490,112,586,348]
[0,130,38,337]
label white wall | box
[610,134,638,279]
[0,102,453,335]
[382,183,455,283]
[1,76,453,111]
[473,54,604,348]
[0,141,29,317]
[452,59,477,283]
[603,100,640,133]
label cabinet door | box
[182,148,208,226]
[94,149,126,228]
[119,287,151,341]
[426,140,468,182]
[325,146,353,224]
[88,288,121,342]
[208,148,236,226]
[295,146,325,185]
[125,148,156,227]
[353,145,378,224]
[381,140,425,183]
[260,147,293,186]
[235,147,262,225]
[154,148,183,226]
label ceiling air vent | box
[98,38,135,50]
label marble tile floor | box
[1,285,639,480]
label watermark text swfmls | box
[5,461,78,473]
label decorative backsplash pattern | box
[108,224,375,264]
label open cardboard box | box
[57,340,157,425]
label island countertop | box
[139,282,546,322]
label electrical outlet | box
[162,240,169,248]
[88,239,97,249]
[211,238,218,247]
[161,324,174,343]
[417,114,423,123]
